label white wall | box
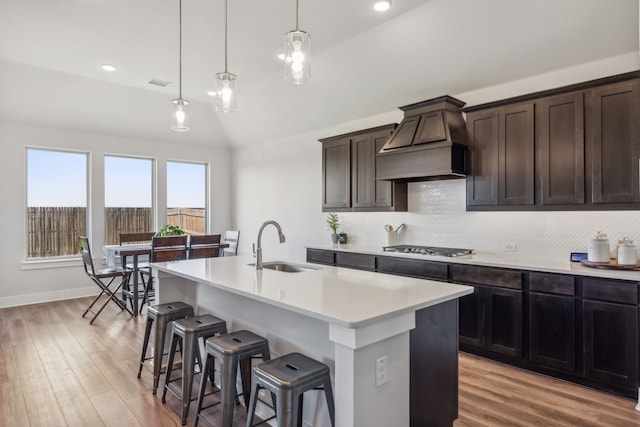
[0,121,232,307]
[232,53,640,265]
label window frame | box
[166,159,209,235]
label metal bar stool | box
[138,301,194,394]
[246,352,335,427]
[194,330,271,427]
[163,314,228,425]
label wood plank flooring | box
[1,296,640,426]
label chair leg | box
[138,317,153,378]
[245,376,261,427]
[162,332,180,403]
[194,354,214,427]
[323,376,336,427]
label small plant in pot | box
[326,213,340,244]
[156,224,185,237]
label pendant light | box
[171,0,189,131]
[284,0,310,84]
[215,0,237,112]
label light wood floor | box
[1,297,640,427]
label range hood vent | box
[376,96,469,182]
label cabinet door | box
[322,138,351,210]
[529,293,576,372]
[583,300,638,387]
[414,111,447,144]
[377,256,448,281]
[591,80,640,204]
[351,133,374,209]
[485,287,523,357]
[372,129,398,208]
[499,103,535,205]
[306,249,335,265]
[537,92,585,205]
[459,285,484,349]
[335,252,376,271]
[466,110,499,206]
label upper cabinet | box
[320,124,407,212]
[464,71,640,211]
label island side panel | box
[410,299,459,427]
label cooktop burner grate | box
[382,245,473,257]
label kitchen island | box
[152,255,473,427]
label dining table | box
[104,242,229,316]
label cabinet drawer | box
[583,278,638,305]
[377,256,448,281]
[306,249,335,265]
[449,264,522,289]
[335,252,376,271]
[529,272,575,295]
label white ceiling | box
[0,0,638,148]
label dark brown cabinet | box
[335,252,376,271]
[465,102,534,207]
[451,264,523,358]
[465,71,640,211]
[320,125,407,212]
[306,248,335,265]
[582,278,638,388]
[590,80,640,204]
[537,92,585,205]
[377,256,448,281]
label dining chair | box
[188,234,222,259]
[222,230,240,256]
[119,232,155,313]
[140,235,188,312]
[79,236,133,324]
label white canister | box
[588,232,610,263]
[617,238,638,265]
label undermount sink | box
[248,261,322,273]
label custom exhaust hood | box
[376,96,469,182]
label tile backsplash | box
[336,180,639,263]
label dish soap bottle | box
[588,231,610,263]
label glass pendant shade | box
[284,30,310,84]
[215,72,237,113]
[171,99,190,132]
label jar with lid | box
[617,237,637,265]
[588,231,610,263]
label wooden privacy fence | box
[167,208,205,236]
[27,207,205,257]
[27,207,87,257]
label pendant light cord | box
[295,0,299,31]
[178,0,183,100]
[224,0,228,73]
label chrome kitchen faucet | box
[253,220,286,270]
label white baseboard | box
[0,286,97,308]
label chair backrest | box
[119,232,156,245]
[150,235,188,262]
[222,230,240,256]
[189,234,222,259]
[79,236,97,276]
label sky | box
[27,149,206,208]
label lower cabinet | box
[529,292,576,373]
[459,285,523,358]
[583,300,638,388]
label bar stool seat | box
[162,314,228,425]
[194,330,271,427]
[137,301,194,394]
[246,352,335,427]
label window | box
[104,155,153,245]
[167,161,207,235]
[27,148,88,258]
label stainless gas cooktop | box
[382,245,474,257]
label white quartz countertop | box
[151,255,473,329]
[306,244,640,281]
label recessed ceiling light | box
[373,1,392,12]
[101,64,116,72]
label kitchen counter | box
[307,244,640,281]
[152,255,472,427]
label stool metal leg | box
[277,389,299,427]
[162,332,180,403]
[323,375,336,427]
[180,332,199,425]
[245,375,260,427]
[138,317,153,378]
[153,317,169,394]
[220,354,239,427]
[193,353,214,427]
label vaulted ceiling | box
[0,0,638,148]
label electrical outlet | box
[503,242,517,252]
[376,356,388,387]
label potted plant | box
[156,224,185,237]
[326,213,340,244]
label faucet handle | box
[252,243,256,257]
